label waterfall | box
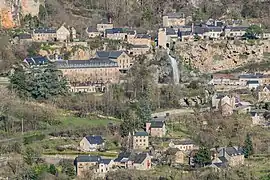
[167,49,179,84]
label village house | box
[105,28,136,41]
[203,26,224,39]
[129,45,150,55]
[96,51,132,71]
[32,27,57,42]
[69,82,97,93]
[212,146,244,167]
[97,19,114,33]
[247,80,260,89]
[165,148,185,164]
[209,73,240,86]
[163,12,186,27]
[56,58,120,84]
[169,139,198,152]
[239,74,264,85]
[56,24,71,42]
[79,135,105,152]
[128,34,152,47]
[224,26,249,39]
[219,95,236,116]
[86,27,101,38]
[146,119,166,137]
[74,156,113,177]
[249,111,267,126]
[18,33,32,44]
[258,86,270,102]
[262,74,270,85]
[158,28,178,48]
[114,152,151,170]
[133,131,149,150]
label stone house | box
[79,135,105,152]
[96,51,132,71]
[169,139,198,152]
[262,74,270,85]
[56,58,120,84]
[86,27,101,38]
[69,83,97,93]
[203,27,224,39]
[250,111,266,125]
[163,13,186,27]
[133,131,149,150]
[56,24,71,42]
[129,45,150,55]
[74,156,113,177]
[258,86,270,102]
[114,152,151,170]
[19,33,32,44]
[158,28,178,48]
[105,28,136,41]
[247,80,260,90]
[224,26,249,39]
[97,19,114,32]
[212,146,244,167]
[32,28,57,42]
[146,120,166,137]
[128,34,152,47]
[165,148,185,164]
[209,73,240,86]
[219,95,236,116]
[239,74,264,85]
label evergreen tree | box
[136,93,152,128]
[48,164,57,175]
[243,133,253,158]
[9,64,69,100]
[193,146,212,167]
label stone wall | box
[175,40,270,73]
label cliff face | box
[0,0,42,29]
[175,40,270,73]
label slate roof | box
[172,139,194,145]
[132,44,149,48]
[207,26,224,32]
[34,28,56,34]
[19,33,32,39]
[135,34,151,39]
[87,27,98,32]
[180,31,192,36]
[250,111,257,117]
[99,158,112,165]
[85,135,104,145]
[150,121,164,128]
[218,156,228,163]
[133,153,147,164]
[24,56,49,66]
[166,28,177,35]
[239,74,263,79]
[193,26,208,35]
[134,131,148,136]
[114,152,132,162]
[75,155,101,163]
[56,58,118,69]
[105,28,124,34]
[247,80,259,85]
[96,51,126,59]
[165,12,184,18]
[225,26,249,31]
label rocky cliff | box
[175,40,270,73]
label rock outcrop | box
[175,40,270,73]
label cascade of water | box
[167,49,179,84]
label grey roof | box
[207,26,223,32]
[126,30,136,35]
[87,27,98,32]
[132,44,149,48]
[165,12,184,18]
[19,33,32,39]
[99,158,112,165]
[225,26,249,31]
[166,28,177,35]
[239,74,263,79]
[75,155,101,163]
[180,31,192,36]
[250,111,257,117]
[85,135,104,145]
[24,56,49,66]
[172,139,194,145]
[114,152,132,162]
[96,51,125,59]
[218,156,228,163]
[56,58,118,69]
[34,28,56,34]
[134,131,148,136]
[193,26,209,35]
[133,153,147,164]
[150,121,164,128]
[105,28,124,34]
[135,34,151,39]
[247,80,259,85]
[213,162,227,168]
[220,147,243,156]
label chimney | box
[192,23,194,33]
[109,17,112,24]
